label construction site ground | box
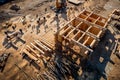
[0,0,120,80]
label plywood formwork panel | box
[70,18,81,27]
[79,34,89,44]
[84,37,94,46]
[78,14,87,19]
[86,17,96,23]
[77,10,107,29]
[73,31,83,41]
[90,13,99,19]
[72,39,93,52]
[65,28,76,38]
[95,21,105,26]
[81,10,91,16]
[88,26,100,35]
[98,17,107,23]
[63,27,74,36]
[77,22,89,32]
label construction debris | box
[0,53,10,72]
[10,4,20,12]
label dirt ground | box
[0,0,120,80]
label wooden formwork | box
[78,10,108,31]
[21,39,54,68]
[55,10,108,57]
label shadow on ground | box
[79,29,115,80]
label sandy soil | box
[0,0,120,80]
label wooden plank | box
[26,45,40,57]
[34,40,48,51]
[40,38,54,49]
[31,43,45,54]
[36,40,52,51]
[23,49,38,61]
[26,45,37,54]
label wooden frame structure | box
[55,10,108,57]
[21,39,54,66]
